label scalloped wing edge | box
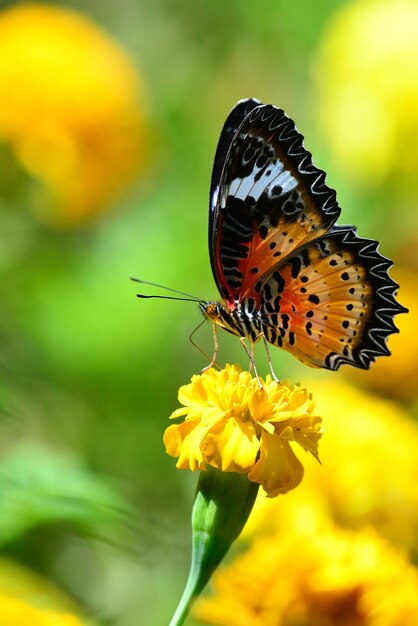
[210,101,344,301]
[245,104,341,227]
[323,226,408,371]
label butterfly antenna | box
[130,277,204,303]
[136,294,201,303]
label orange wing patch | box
[256,227,403,370]
[238,204,333,297]
[213,105,340,304]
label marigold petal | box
[259,421,276,436]
[203,419,259,472]
[199,407,228,427]
[169,406,191,420]
[163,420,206,470]
[178,378,206,406]
[277,424,294,441]
[292,414,323,459]
[248,388,273,423]
[248,431,304,497]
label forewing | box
[257,227,407,370]
[209,98,261,216]
[210,103,341,305]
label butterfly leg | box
[239,337,262,388]
[247,341,256,373]
[201,322,219,372]
[261,332,280,383]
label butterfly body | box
[205,99,407,371]
[200,299,263,342]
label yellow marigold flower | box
[314,0,418,189]
[164,364,322,497]
[0,3,145,226]
[0,592,84,626]
[310,379,418,553]
[194,525,418,626]
[245,379,418,555]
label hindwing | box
[256,227,406,370]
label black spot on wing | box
[209,99,342,301]
[209,102,406,375]
[308,294,320,305]
[318,226,408,370]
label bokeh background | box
[0,1,417,625]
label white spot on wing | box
[229,162,299,204]
[228,178,241,196]
[251,162,284,199]
[275,170,298,194]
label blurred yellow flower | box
[0,3,146,226]
[164,364,322,497]
[0,592,84,626]
[246,379,418,554]
[348,270,418,400]
[315,0,418,189]
[194,524,418,626]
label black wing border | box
[209,98,261,283]
[320,226,408,370]
[209,101,342,299]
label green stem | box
[169,468,259,626]
[168,563,201,626]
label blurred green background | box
[0,0,417,624]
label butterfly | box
[199,98,407,374]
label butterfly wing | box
[209,98,261,217]
[256,226,407,370]
[210,102,341,306]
